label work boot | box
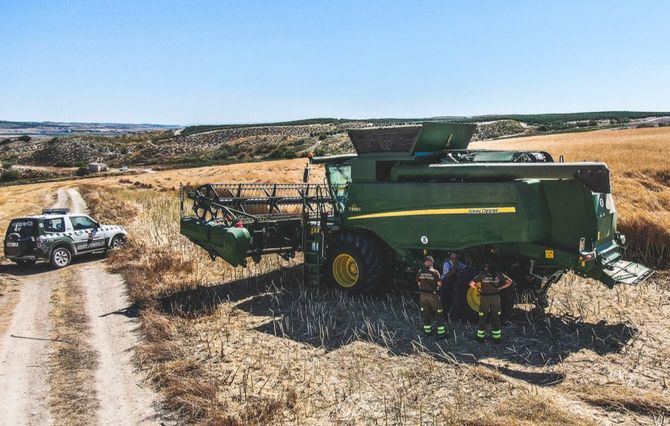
[491,329,502,343]
[423,325,433,336]
[476,329,486,343]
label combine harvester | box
[180,122,653,319]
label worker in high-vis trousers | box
[469,263,513,342]
[417,256,446,337]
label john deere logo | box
[420,236,428,244]
[468,208,502,214]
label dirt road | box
[0,187,160,425]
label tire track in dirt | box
[62,186,160,424]
[47,266,99,424]
[80,264,159,424]
[0,271,57,426]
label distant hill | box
[0,120,180,137]
[181,111,670,136]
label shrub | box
[2,162,13,169]
[18,135,31,142]
[76,166,91,177]
[0,169,20,182]
[268,148,285,159]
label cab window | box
[44,218,66,233]
[326,164,351,213]
[70,216,97,230]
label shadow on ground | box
[157,266,637,386]
[0,254,105,277]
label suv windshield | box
[7,219,37,238]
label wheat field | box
[1,128,669,424]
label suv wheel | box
[110,235,125,250]
[50,247,72,268]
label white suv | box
[4,208,128,268]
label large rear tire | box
[325,232,388,293]
[453,267,481,322]
[453,267,516,323]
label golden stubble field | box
[1,128,669,424]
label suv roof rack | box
[42,208,70,215]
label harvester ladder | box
[303,221,324,286]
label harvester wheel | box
[453,267,481,322]
[453,268,516,323]
[325,233,387,293]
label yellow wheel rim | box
[332,253,359,288]
[466,284,481,312]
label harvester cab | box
[179,122,653,319]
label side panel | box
[342,181,549,252]
[542,180,597,250]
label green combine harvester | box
[179,122,653,320]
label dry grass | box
[575,384,670,417]
[465,391,597,426]
[47,267,99,424]
[472,127,670,266]
[0,275,21,337]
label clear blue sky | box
[1,1,669,125]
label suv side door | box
[68,215,106,253]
